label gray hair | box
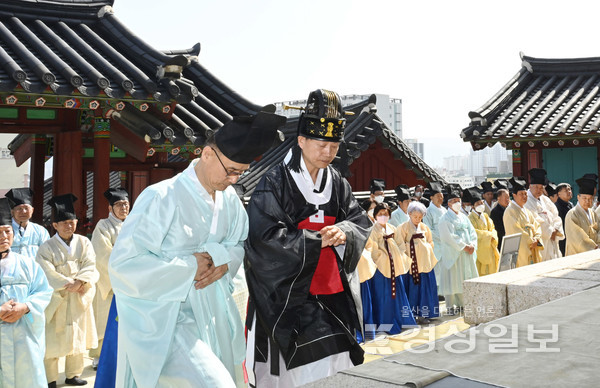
[496,188,509,197]
[407,201,427,216]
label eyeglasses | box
[213,149,249,177]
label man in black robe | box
[491,187,510,247]
[244,89,371,387]
[555,183,574,255]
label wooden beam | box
[53,130,84,221]
[12,135,32,167]
[109,120,149,162]
[0,124,62,134]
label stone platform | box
[463,249,600,324]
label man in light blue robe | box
[422,181,446,289]
[438,187,478,315]
[5,188,49,258]
[390,185,411,227]
[0,197,53,388]
[109,108,286,388]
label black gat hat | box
[214,105,287,164]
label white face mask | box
[374,195,384,204]
[475,204,485,213]
[376,215,389,225]
[451,202,462,213]
[464,205,472,213]
[415,192,422,198]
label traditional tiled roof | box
[237,97,445,197]
[461,53,600,149]
[2,1,443,191]
[1,0,259,146]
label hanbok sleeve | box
[36,242,71,290]
[22,257,53,325]
[91,222,114,299]
[74,237,99,284]
[109,189,196,302]
[334,178,372,273]
[439,217,468,252]
[565,211,598,251]
[201,194,248,275]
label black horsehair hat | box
[509,177,528,193]
[104,188,129,206]
[5,187,34,208]
[546,182,558,197]
[370,179,386,193]
[428,181,444,195]
[395,185,410,201]
[467,187,483,203]
[48,194,77,222]
[214,104,287,165]
[480,181,494,193]
[0,198,12,226]
[445,184,461,200]
[528,168,548,185]
[576,175,598,196]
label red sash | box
[298,215,344,295]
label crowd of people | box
[357,168,600,328]
[1,88,599,387]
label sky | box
[112,0,600,167]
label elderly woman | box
[366,203,416,335]
[396,201,439,323]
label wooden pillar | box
[30,135,47,224]
[93,118,111,223]
[53,130,83,220]
[150,168,174,184]
[129,171,149,204]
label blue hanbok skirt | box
[94,296,118,388]
[367,270,416,334]
[358,279,375,343]
[402,271,440,318]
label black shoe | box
[65,377,88,386]
[48,382,57,388]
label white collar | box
[284,149,332,205]
[577,203,593,221]
[511,200,523,210]
[185,158,218,209]
[472,209,485,219]
[0,250,16,277]
[108,212,123,224]
[412,222,423,232]
[12,218,27,231]
[55,234,74,255]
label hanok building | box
[461,53,600,193]
[0,0,259,225]
[1,0,441,227]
